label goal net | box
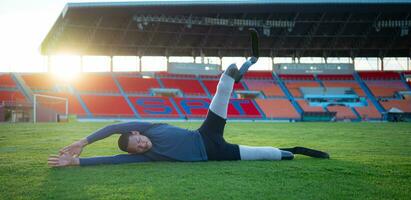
[33,94,68,123]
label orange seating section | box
[161,78,206,96]
[244,80,284,97]
[326,105,357,119]
[322,81,366,96]
[354,100,382,119]
[380,99,411,112]
[255,99,299,119]
[284,81,320,97]
[365,81,406,97]
[37,92,86,115]
[81,95,133,116]
[202,80,245,94]
[296,100,324,112]
[0,74,16,88]
[279,74,314,81]
[73,74,119,93]
[0,91,26,103]
[243,71,273,79]
[117,76,160,94]
[21,74,56,90]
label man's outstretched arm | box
[60,122,153,156]
[48,154,152,167]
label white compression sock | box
[209,73,234,119]
[239,145,282,161]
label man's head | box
[118,131,152,154]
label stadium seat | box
[244,80,285,97]
[21,74,55,91]
[0,74,16,88]
[364,81,407,97]
[284,81,320,97]
[279,74,315,81]
[326,105,357,120]
[255,99,299,119]
[322,81,366,96]
[243,71,273,80]
[81,95,133,117]
[358,71,401,80]
[117,76,160,94]
[161,78,206,96]
[73,74,119,93]
[37,92,86,116]
[380,99,411,112]
[0,91,26,103]
[155,72,196,79]
[354,100,382,120]
[296,100,324,112]
[202,80,245,95]
[317,74,354,81]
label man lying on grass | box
[48,58,329,167]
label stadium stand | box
[174,97,210,118]
[0,74,17,88]
[117,76,160,94]
[243,71,274,79]
[284,81,321,97]
[326,105,358,120]
[354,100,382,120]
[364,81,407,98]
[202,80,245,95]
[296,100,324,112]
[244,80,285,97]
[37,92,86,115]
[380,99,411,112]
[73,74,119,93]
[321,81,366,96]
[21,74,55,91]
[128,96,180,118]
[160,78,206,96]
[358,71,401,80]
[0,91,26,103]
[255,99,299,119]
[81,95,133,117]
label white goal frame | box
[33,94,68,123]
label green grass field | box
[1,122,410,199]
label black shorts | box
[197,110,240,161]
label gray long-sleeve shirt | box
[79,122,208,166]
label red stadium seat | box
[358,71,401,80]
[117,76,160,94]
[244,80,285,97]
[0,91,26,103]
[317,74,354,81]
[128,96,180,118]
[354,100,382,119]
[21,74,55,90]
[37,92,86,115]
[279,74,315,81]
[73,74,119,93]
[155,72,196,79]
[243,71,273,80]
[161,78,206,96]
[81,95,133,117]
[255,99,299,119]
[0,74,16,88]
[202,80,245,95]
[326,105,357,120]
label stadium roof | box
[41,0,411,58]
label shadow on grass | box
[38,157,405,199]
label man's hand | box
[48,154,79,168]
[59,139,88,157]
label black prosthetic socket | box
[280,150,294,160]
[280,147,330,159]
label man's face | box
[127,131,152,154]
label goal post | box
[33,94,68,123]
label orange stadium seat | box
[117,76,160,94]
[37,92,86,115]
[73,74,119,93]
[0,74,16,88]
[296,100,324,112]
[284,81,320,97]
[244,80,284,97]
[326,105,357,120]
[21,74,55,90]
[81,95,133,117]
[279,74,314,81]
[0,91,26,103]
[255,99,299,119]
[161,78,206,96]
[202,80,245,95]
[354,100,382,119]
[322,81,366,96]
[380,99,411,112]
[365,81,407,97]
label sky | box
[0,0,409,73]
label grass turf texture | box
[0,122,410,199]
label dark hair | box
[118,132,132,152]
